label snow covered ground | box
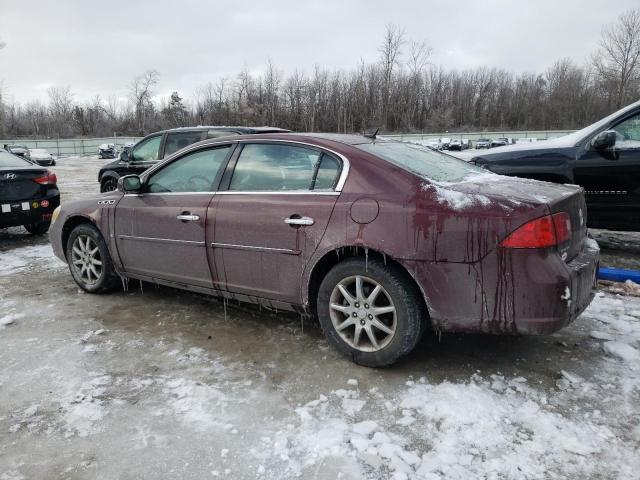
[0,156,639,479]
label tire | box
[66,223,120,293]
[317,258,426,367]
[24,221,51,235]
[101,177,118,193]
[98,153,103,159]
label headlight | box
[51,206,61,225]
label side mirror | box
[117,175,142,194]
[120,149,130,162]
[592,130,616,150]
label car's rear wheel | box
[317,258,426,367]
[24,221,51,235]
[101,177,118,193]
[66,224,119,293]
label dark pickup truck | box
[98,126,289,192]
[470,100,640,231]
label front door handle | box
[177,213,200,222]
[285,216,314,226]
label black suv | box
[471,100,640,231]
[98,126,290,192]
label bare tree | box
[379,24,405,131]
[129,69,159,134]
[47,86,74,136]
[592,9,640,108]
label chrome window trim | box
[124,192,215,196]
[216,191,339,196]
[138,138,350,193]
[211,242,300,255]
[117,235,205,246]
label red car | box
[49,133,599,367]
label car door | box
[126,134,164,175]
[209,142,343,303]
[114,144,234,288]
[574,110,640,230]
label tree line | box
[1,9,639,139]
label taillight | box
[33,171,57,185]
[500,213,571,249]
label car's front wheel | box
[101,177,118,193]
[66,224,119,293]
[317,258,426,367]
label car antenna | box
[363,127,379,141]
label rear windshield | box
[0,151,32,168]
[357,141,485,183]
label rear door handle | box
[177,214,200,222]
[285,216,314,226]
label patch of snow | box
[603,341,640,363]
[0,244,65,276]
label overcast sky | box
[1,0,637,104]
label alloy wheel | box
[71,235,103,285]
[329,275,397,352]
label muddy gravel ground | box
[1,156,639,480]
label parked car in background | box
[439,137,451,150]
[97,126,290,192]
[475,138,492,149]
[51,133,598,367]
[424,140,441,150]
[98,144,116,159]
[28,148,56,166]
[471,99,640,231]
[461,139,472,150]
[0,149,60,234]
[448,139,463,151]
[4,144,31,160]
[490,138,509,148]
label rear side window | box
[147,146,231,193]
[313,154,341,190]
[229,144,323,191]
[164,131,205,157]
[357,142,486,183]
[0,151,31,167]
[207,130,240,139]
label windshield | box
[0,151,33,167]
[357,141,487,183]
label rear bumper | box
[404,238,600,335]
[0,190,60,228]
[515,240,599,334]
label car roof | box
[186,132,392,153]
[152,125,291,135]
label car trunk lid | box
[0,168,46,201]
[441,174,587,261]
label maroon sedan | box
[50,133,599,367]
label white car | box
[29,148,56,166]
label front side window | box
[146,146,231,193]
[229,144,323,191]
[356,141,487,183]
[612,113,640,149]
[164,131,205,157]
[131,135,162,163]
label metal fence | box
[383,130,576,142]
[0,137,141,157]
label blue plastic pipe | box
[598,267,640,283]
